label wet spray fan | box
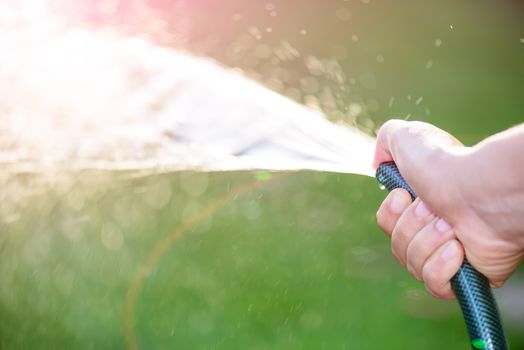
[376,162,509,350]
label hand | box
[374,120,524,298]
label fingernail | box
[441,242,457,262]
[435,218,452,232]
[390,192,408,214]
[415,201,431,218]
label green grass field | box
[1,170,523,349]
[1,0,523,349]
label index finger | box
[373,119,406,169]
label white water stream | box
[0,1,375,177]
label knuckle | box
[381,119,402,132]
[378,120,393,135]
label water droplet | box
[182,201,200,221]
[273,40,300,61]
[181,201,212,233]
[304,94,320,110]
[388,97,395,108]
[65,188,86,211]
[23,230,51,264]
[242,200,261,221]
[61,216,85,242]
[189,311,214,334]
[300,310,324,329]
[254,43,272,59]
[415,96,423,105]
[325,59,345,83]
[300,29,307,35]
[300,76,320,94]
[304,55,325,76]
[142,178,172,209]
[180,172,209,197]
[101,223,124,251]
[347,103,363,118]
[406,288,424,300]
[248,26,262,40]
[284,87,302,101]
[265,3,275,11]
[435,39,442,47]
[425,60,434,69]
[265,77,283,92]
[376,54,384,63]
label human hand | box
[374,120,524,298]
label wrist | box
[460,141,524,244]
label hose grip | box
[376,161,509,350]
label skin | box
[374,120,524,299]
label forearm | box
[472,123,524,183]
[462,123,524,245]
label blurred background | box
[1,0,523,349]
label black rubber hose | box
[376,162,509,350]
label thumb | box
[374,119,463,169]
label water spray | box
[376,162,509,350]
